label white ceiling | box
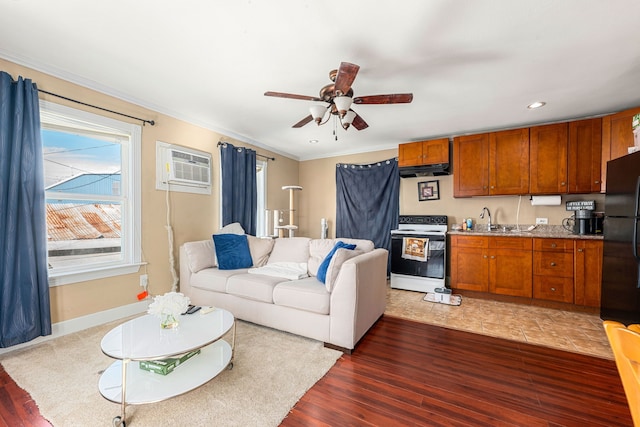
[2,0,640,161]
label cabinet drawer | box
[489,236,532,250]
[533,238,573,252]
[451,235,488,248]
[534,252,574,277]
[534,276,574,303]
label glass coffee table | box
[98,307,235,427]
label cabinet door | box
[601,106,640,190]
[398,141,423,167]
[451,237,489,292]
[530,123,568,194]
[453,134,489,197]
[568,118,602,193]
[489,128,530,195]
[574,240,603,307]
[489,248,532,297]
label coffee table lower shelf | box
[98,339,232,405]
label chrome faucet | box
[480,207,492,231]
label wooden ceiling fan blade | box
[334,62,360,96]
[292,115,313,128]
[352,113,369,130]
[353,94,414,104]
[264,91,322,102]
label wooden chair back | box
[604,320,640,426]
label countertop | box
[447,224,603,240]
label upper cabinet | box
[398,138,449,167]
[453,129,529,197]
[454,117,604,197]
[530,123,568,194]
[568,118,602,193]
[601,106,640,191]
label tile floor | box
[385,286,614,359]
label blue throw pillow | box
[317,241,357,284]
[212,234,253,270]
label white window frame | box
[40,100,143,286]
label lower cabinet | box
[574,240,603,307]
[533,238,574,303]
[451,235,532,297]
[451,235,603,307]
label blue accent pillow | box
[317,241,357,284]
[212,234,253,270]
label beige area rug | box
[0,319,341,426]
[385,286,614,359]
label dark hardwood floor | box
[0,315,633,426]
[282,315,633,427]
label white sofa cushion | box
[190,268,248,292]
[267,237,311,264]
[183,240,216,273]
[325,248,363,292]
[308,238,375,276]
[273,277,330,315]
[247,235,275,267]
[226,273,289,303]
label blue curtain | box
[220,143,257,235]
[336,158,399,270]
[0,71,51,347]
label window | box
[256,159,267,236]
[40,101,142,286]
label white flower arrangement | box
[147,292,191,328]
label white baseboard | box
[0,300,149,355]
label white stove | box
[390,215,448,293]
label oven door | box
[390,232,445,279]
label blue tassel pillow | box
[212,234,253,270]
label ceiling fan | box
[264,62,413,133]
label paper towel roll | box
[530,195,561,206]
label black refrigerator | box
[601,149,640,324]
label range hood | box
[399,162,450,177]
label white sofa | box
[179,236,388,352]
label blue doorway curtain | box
[0,71,51,347]
[220,143,257,235]
[336,158,399,270]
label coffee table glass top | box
[101,308,234,360]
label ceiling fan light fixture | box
[309,104,328,124]
[341,110,356,130]
[333,96,353,118]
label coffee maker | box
[562,209,595,235]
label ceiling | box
[2,1,640,161]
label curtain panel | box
[336,158,399,272]
[0,71,51,347]
[220,143,257,235]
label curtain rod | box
[217,141,275,161]
[37,89,155,126]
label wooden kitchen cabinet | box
[574,240,603,307]
[530,123,568,194]
[533,238,574,303]
[451,235,532,297]
[568,118,602,193]
[399,138,449,167]
[601,106,640,191]
[453,128,529,197]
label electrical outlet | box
[140,274,148,287]
[536,218,548,225]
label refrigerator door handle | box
[634,176,640,288]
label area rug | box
[0,319,341,426]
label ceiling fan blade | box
[352,113,369,130]
[334,62,360,96]
[292,115,313,128]
[264,91,322,102]
[353,94,414,105]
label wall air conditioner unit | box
[156,141,212,195]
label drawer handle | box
[577,248,583,252]
[595,180,600,184]
[483,255,488,259]
[490,255,495,259]
[551,243,557,248]
[550,262,556,266]
[551,287,556,291]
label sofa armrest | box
[328,248,388,349]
